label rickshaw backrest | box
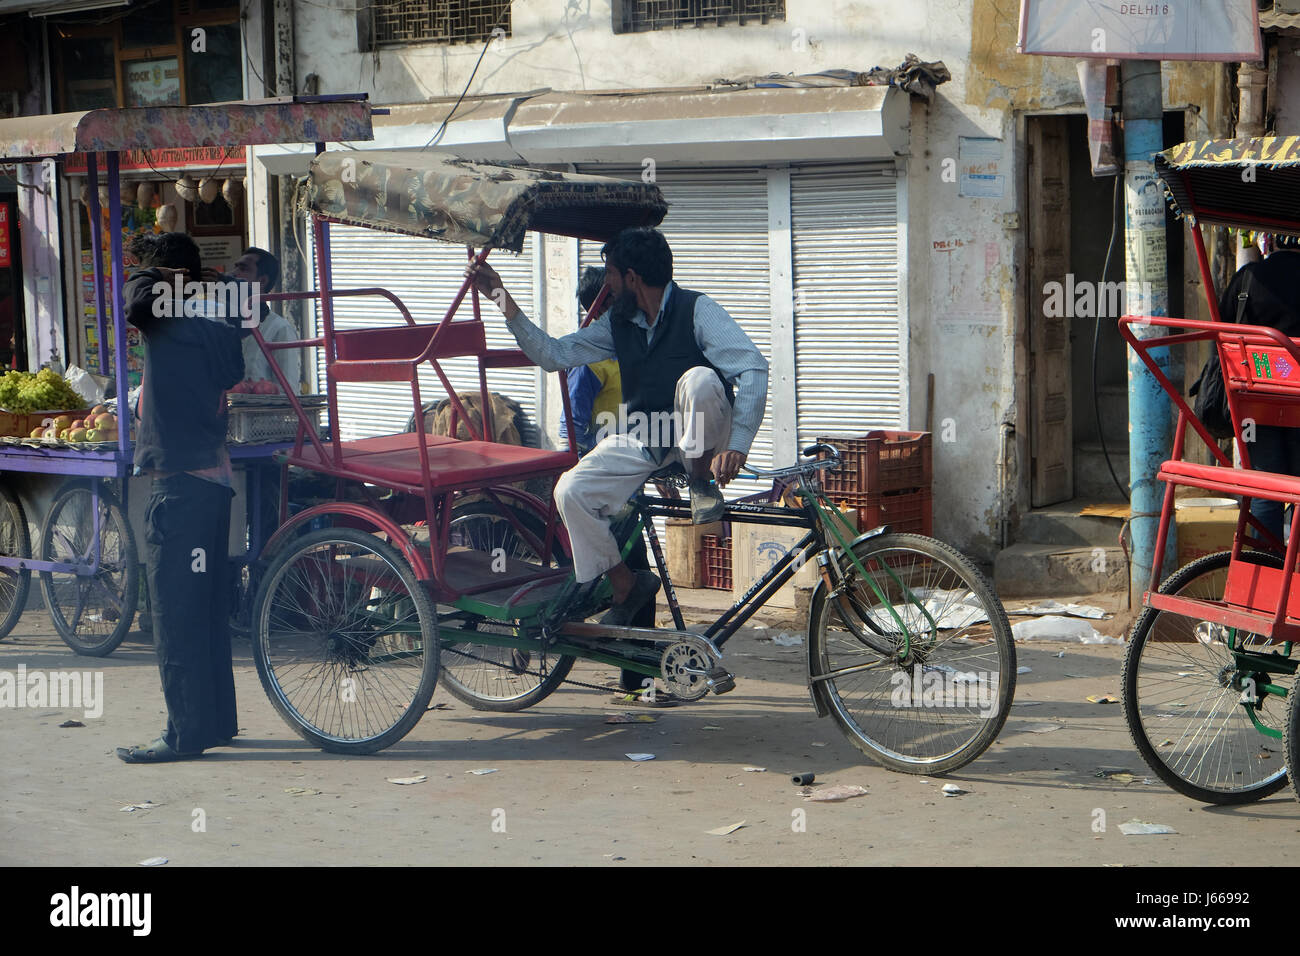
[331,321,487,383]
[1217,327,1300,430]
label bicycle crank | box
[660,636,735,701]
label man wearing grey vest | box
[470,227,768,625]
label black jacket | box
[1218,250,1300,336]
[123,268,244,472]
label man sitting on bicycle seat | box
[470,227,768,625]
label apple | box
[90,404,108,418]
[42,427,56,440]
[86,429,100,442]
[52,415,71,432]
[69,428,87,442]
[94,413,116,430]
[29,427,43,439]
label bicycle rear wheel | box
[808,532,1015,774]
[252,527,438,754]
[440,498,574,711]
[1122,550,1290,804]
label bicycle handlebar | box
[742,443,842,481]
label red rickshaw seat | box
[1159,459,1300,504]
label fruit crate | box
[700,534,732,590]
[0,407,94,438]
[227,399,325,444]
[816,431,932,496]
[852,488,933,537]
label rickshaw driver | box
[470,226,769,624]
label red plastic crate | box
[854,489,933,537]
[816,431,933,495]
[700,535,732,590]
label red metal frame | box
[248,220,583,602]
[1119,219,1300,640]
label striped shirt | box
[505,282,769,456]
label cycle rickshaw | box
[248,148,1016,772]
[1120,136,1300,803]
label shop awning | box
[508,84,910,164]
[1156,136,1300,236]
[0,96,374,161]
[0,0,126,15]
[307,149,666,251]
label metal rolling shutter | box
[308,225,539,442]
[791,167,902,445]
[578,167,774,500]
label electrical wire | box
[1093,171,1130,500]
[420,10,506,150]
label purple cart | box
[0,97,375,655]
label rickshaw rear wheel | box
[807,533,1015,774]
[0,484,31,641]
[1122,550,1291,804]
[38,481,138,657]
[252,526,439,754]
[440,498,575,711]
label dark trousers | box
[145,474,237,754]
[1249,425,1300,546]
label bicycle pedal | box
[706,666,736,696]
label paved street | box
[2,598,1297,868]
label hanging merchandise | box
[198,177,219,203]
[175,175,198,202]
[156,203,178,232]
[136,181,155,207]
[221,177,242,206]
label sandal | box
[116,737,204,763]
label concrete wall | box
[280,0,1227,562]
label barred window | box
[612,0,784,34]
[372,0,510,46]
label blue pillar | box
[1123,61,1174,603]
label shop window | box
[60,37,117,110]
[185,23,242,104]
[612,0,784,34]
[121,3,177,49]
[371,0,510,46]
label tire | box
[38,482,138,657]
[440,498,575,711]
[808,532,1016,774]
[0,484,31,641]
[1123,550,1291,804]
[252,527,439,754]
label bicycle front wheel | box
[808,532,1015,774]
[0,484,31,640]
[1122,550,1290,804]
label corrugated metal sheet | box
[578,167,774,500]
[791,167,902,445]
[308,224,539,441]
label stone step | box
[994,542,1128,597]
[1018,498,1127,548]
[1074,443,1131,501]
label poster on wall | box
[195,235,242,276]
[123,57,181,108]
[1018,0,1261,61]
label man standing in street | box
[117,232,245,763]
[470,227,768,625]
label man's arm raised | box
[467,261,616,372]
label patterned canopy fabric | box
[1156,136,1300,236]
[0,98,374,161]
[306,150,668,251]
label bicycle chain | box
[437,644,643,696]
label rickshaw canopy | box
[306,149,668,252]
[1156,136,1300,237]
[0,96,374,161]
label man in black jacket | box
[116,232,246,763]
[1220,234,1300,545]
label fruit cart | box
[0,96,374,654]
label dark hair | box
[578,266,606,310]
[603,227,672,287]
[130,232,201,280]
[243,246,280,291]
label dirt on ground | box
[1,591,1295,868]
